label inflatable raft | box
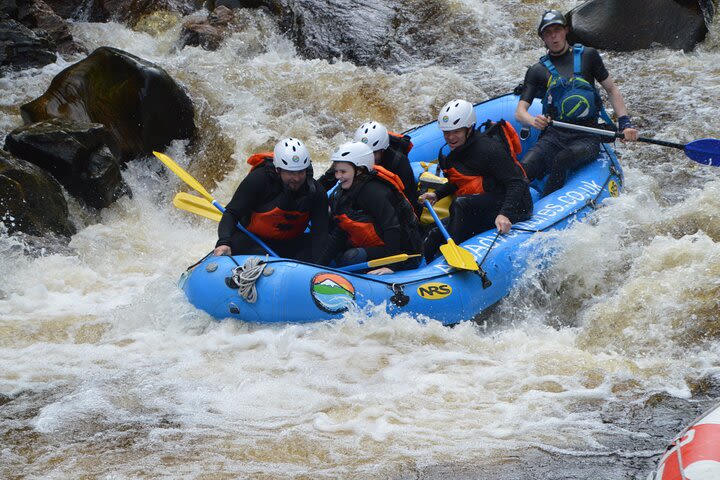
[648,402,720,480]
[179,93,623,325]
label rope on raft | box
[230,256,274,303]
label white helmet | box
[331,141,374,171]
[353,121,389,151]
[437,99,476,131]
[273,137,310,171]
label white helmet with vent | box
[331,141,374,171]
[437,99,476,131]
[273,137,310,171]
[353,121,390,151]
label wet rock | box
[20,46,196,162]
[236,0,473,71]
[179,5,235,50]
[16,0,83,54]
[133,9,182,36]
[0,18,56,71]
[567,0,714,52]
[5,119,127,209]
[1,0,18,17]
[40,0,104,21]
[0,149,75,237]
[42,0,201,26]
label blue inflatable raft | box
[179,93,623,325]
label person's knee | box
[422,228,443,263]
[521,150,544,180]
[337,248,367,266]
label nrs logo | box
[417,282,452,300]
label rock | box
[567,0,713,52]
[41,0,201,26]
[20,46,196,162]
[0,148,75,237]
[1,0,18,17]
[232,0,480,71]
[16,0,83,54]
[179,5,235,50]
[5,118,127,209]
[0,18,56,70]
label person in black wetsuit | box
[419,99,532,263]
[213,137,328,263]
[320,141,421,273]
[318,121,418,209]
[515,9,638,197]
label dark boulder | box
[179,5,235,50]
[0,148,75,237]
[20,46,196,162]
[5,119,127,209]
[16,0,83,54]
[230,0,486,71]
[567,0,714,52]
[0,18,56,71]
[1,0,18,17]
[42,0,201,25]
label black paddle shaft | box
[552,120,686,149]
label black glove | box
[617,115,634,132]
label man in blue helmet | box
[515,9,638,197]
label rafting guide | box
[515,9,639,197]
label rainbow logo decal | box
[311,273,356,314]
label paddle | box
[342,254,421,273]
[552,120,720,167]
[423,200,478,271]
[173,192,222,222]
[153,151,279,258]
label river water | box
[1,1,719,478]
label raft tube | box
[648,402,720,480]
[179,93,623,325]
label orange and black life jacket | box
[242,153,312,241]
[478,119,526,176]
[440,119,526,197]
[388,131,413,154]
[331,166,421,251]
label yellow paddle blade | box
[173,192,223,222]
[439,238,479,271]
[153,151,213,202]
[365,253,421,268]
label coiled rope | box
[230,256,273,303]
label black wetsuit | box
[216,162,329,263]
[520,45,609,196]
[321,173,421,270]
[424,129,532,263]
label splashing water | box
[1,2,719,478]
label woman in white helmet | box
[317,121,418,210]
[319,141,422,272]
[214,137,329,263]
[419,99,532,263]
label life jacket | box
[388,132,413,154]
[478,119,527,177]
[242,153,312,241]
[541,44,601,122]
[440,120,526,196]
[331,166,422,253]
